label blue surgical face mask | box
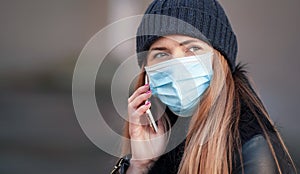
[144,52,213,117]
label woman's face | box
[146,34,213,66]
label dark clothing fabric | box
[233,134,291,174]
[147,104,295,174]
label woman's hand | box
[127,84,167,173]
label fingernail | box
[146,90,151,94]
[145,101,151,105]
[144,84,149,86]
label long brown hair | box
[122,51,296,173]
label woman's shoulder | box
[237,134,277,173]
[238,100,275,145]
[234,134,296,174]
[237,102,296,173]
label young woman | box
[111,0,297,173]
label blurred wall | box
[0,0,299,173]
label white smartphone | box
[145,75,158,133]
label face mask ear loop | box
[202,52,214,75]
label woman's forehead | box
[149,34,210,48]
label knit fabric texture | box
[136,0,238,71]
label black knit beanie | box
[136,0,238,71]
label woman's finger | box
[128,84,149,103]
[130,102,151,125]
[129,91,152,109]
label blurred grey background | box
[0,0,299,173]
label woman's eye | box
[188,46,201,52]
[154,52,168,59]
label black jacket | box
[148,104,296,174]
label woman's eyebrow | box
[149,47,168,51]
[179,39,198,46]
[149,40,199,52]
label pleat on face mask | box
[145,52,213,117]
